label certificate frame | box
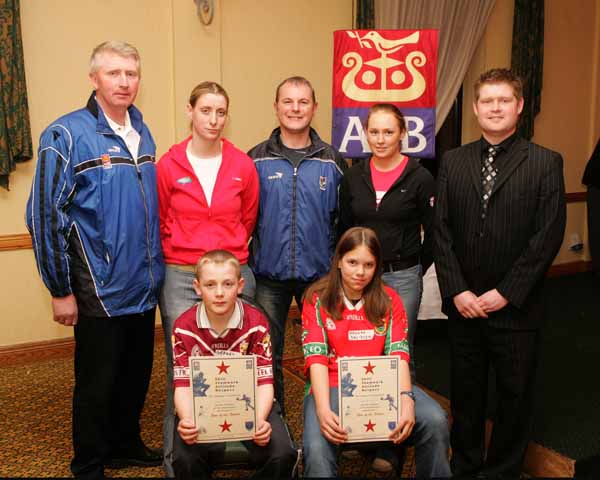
[189,355,257,443]
[338,355,400,443]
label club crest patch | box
[319,175,327,191]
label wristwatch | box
[400,390,416,402]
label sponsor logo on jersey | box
[268,172,284,180]
[176,176,193,184]
[348,329,375,341]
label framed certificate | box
[189,355,257,443]
[338,355,400,443]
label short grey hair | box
[89,40,141,75]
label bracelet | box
[400,390,416,402]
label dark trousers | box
[71,308,156,479]
[254,276,312,415]
[588,185,600,272]
[448,317,540,478]
[172,401,297,479]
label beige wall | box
[462,0,600,264]
[0,0,352,347]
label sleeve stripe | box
[50,153,66,291]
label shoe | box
[371,456,395,473]
[105,444,163,469]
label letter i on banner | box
[331,29,438,159]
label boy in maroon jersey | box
[170,250,296,479]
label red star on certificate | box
[220,420,232,432]
[217,361,230,374]
[364,420,376,432]
[363,361,375,374]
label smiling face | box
[193,262,244,322]
[474,82,524,143]
[90,52,140,119]
[187,93,228,143]
[338,244,377,300]
[366,111,405,162]
[274,82,317,136]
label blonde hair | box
[189,81,230,110]
[90,40,141,75]
[195,250,241,279]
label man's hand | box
[390,395,415,444]
[316,407,348,445]
[477,289,508,313]
[453,291,488,319]
[252,419,272,446]
[177,418,199,445]
[52,294,78,326]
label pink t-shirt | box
[370,158,408,207]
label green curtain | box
[0,0,32,190]
[511,0,544,140]
[356,0,375,29]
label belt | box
[166,263,196,272]
[383,255,419,273]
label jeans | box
[254,276,312,415]
[302,385,451,478]
[160,263,255,477]
[382,264,423,381]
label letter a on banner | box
[331,29,438,158]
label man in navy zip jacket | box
[248,76,347,412]
[26,41,164,479]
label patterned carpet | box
[0,321,417,478]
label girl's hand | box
[317,407,348,445]
[389,396,415,444]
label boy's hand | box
[177,418,199,445]
[252,419,272,446]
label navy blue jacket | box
[26,94,164,317]
[248,128,346,282]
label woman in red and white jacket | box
[156,81,259,477]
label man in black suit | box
[434,68,566,478]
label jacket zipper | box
[101,131,155,294]
[291,167,298,276]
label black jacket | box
[434,137,566,329]
[339,157,435,271]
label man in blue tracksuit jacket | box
[248,76,347,412]
[25,41,164,479]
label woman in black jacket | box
[339,103,435,381]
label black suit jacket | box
[434,137,566,329]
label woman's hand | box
[389,396,415,444]
[177,418,199,445]
[317,407,348,445]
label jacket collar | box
[266,127,326,158]
[358,155,419,187]
[466,136,528,198]
[86,91,144,135]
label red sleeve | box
[384,288,410,363]
[241,156,260,238]
[248,313,274,386]
[172,316,191,389]
[302,296,329,376]
[156,153,173,242]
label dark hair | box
[365,103,407,134]
[474,68,523,100]
[275,76,316,103]
[189,81,230,109]
[304,227,390,326]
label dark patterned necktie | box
[482,145,498,210]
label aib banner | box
[332,29,438,158]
